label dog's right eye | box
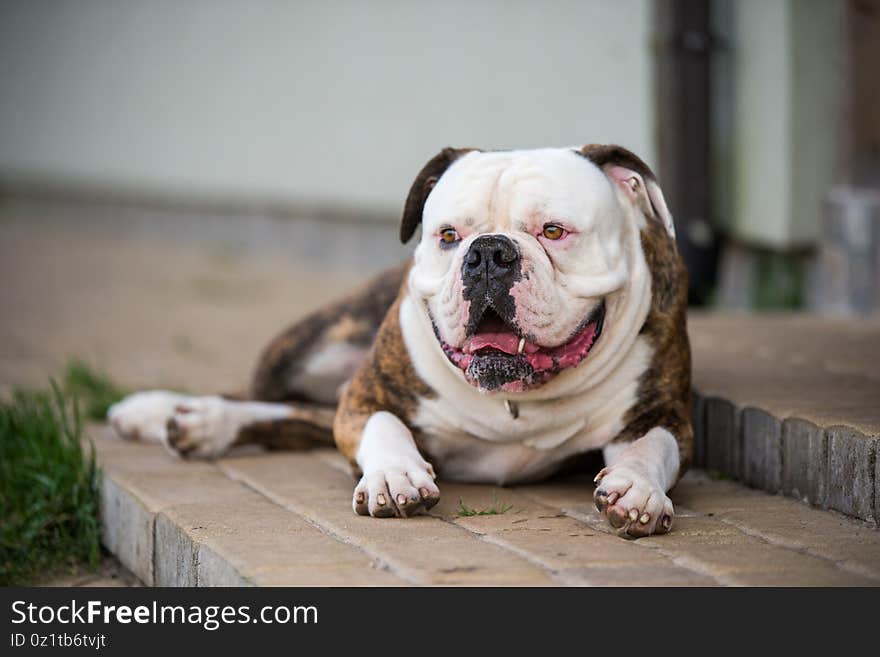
[439,228,460,248]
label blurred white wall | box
[712,0,844,249]
[0,0,656,214]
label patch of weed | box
[457,492,515,517]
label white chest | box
[409,334,653,484]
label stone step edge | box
[99,472,274,586]
[692,390,879,525]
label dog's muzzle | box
[435,298,607,394]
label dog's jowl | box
[108,143,692,539]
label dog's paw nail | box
[628,508,639,521]
[608,492,619,505]
[639,513,650,524]
[376,493,386,506]
[661,515,672,530]
[396,493,406,505]
[356,492,365,504]
[419,487,429,498]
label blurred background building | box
[1,0,878,313]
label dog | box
[108,143,692,539]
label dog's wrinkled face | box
[408,147,648,394]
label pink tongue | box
[465,332,539,355]
[465,332,519,355]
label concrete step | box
[90,426,880,587]
[94,427,402,586]
[689,313,880,524]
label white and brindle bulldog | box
[109,143,692,539]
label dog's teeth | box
[517,338,525,354]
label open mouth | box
[437,300,606,392]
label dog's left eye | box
[541,224,566,240]
[439,228,460,247]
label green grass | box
[457,492,515,517]
[62,359,127,421]
[0,378,104,585]
[751,251,805,310]
[706,468,732,481]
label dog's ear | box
[400,147,475,244]
[577,144,675,238]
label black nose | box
[461,235,521,334]
[463,234,519,277]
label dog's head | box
[401,144,674,394]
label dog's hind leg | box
[109,392,336,459]
[162,396,336,459]
[250,263,408,405]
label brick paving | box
[3,214,879,586]
[92,427,880,586]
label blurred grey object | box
[810,187,880,316]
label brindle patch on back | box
[250,263,407,404]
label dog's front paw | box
[593,465,674,539]
[108,390,191,443]
[353,459,440,518]
[165,396,238,459]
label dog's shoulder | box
[615,219,692,468]
[337,263,436,427]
